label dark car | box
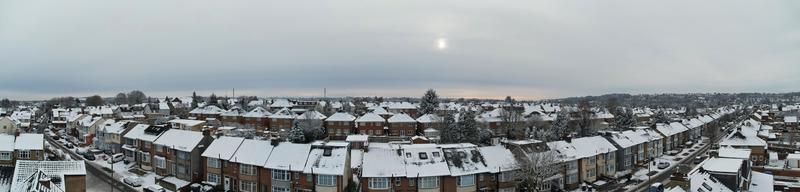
[82,153,96,161]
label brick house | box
[355,113,386,136]
[325,112,356,139]
[152,129,214,184]
[243,107,271,132]
[269,108,296,131]
[387,113,417,137]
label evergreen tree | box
[458,110,480,144]
[208,94,218,106]
[419,89,440,116]
[191,91,199,108]
[551,110,570,139]
[288,122,306,143]
[440,113,460,143]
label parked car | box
[657,162,670,169]
[64,143,75,149]
[108,153,124,163]
[123,176,143,187]
[648,183,664,192]
[694,156,707,164]
[144,185,166,192]
[82,153,96,161]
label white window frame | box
[457,175,475,187]
[419,177,439,189]
[272,186,289,192]
[240,180,256,192]
[240,164,256,176]
[207,158,221,168]
[0,152,11,160]
[498,171,513,182]
[272,170,290,181]
[154,156,166,168]
[17,150,30,159]
[368,178,389,189]
[207,173,220,184]
[316,175,336,187]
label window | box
[587,157,596,165]
[0,152,11,160]
[306,174,312,182]
[317,175,336,186]
[177,165,187,174]
[625,148,632,155]
[272,186,289,192]
[498,171,513,182]
[177,151,189,160]
[395,178,402,186]
[207,158,221,168]
[419,152,428,159]
[272,170,290,181]
[432,152,441,158]
[207,173,220,184]
[567,173,578,183]
[154,156,166,168]
[405,153,412,158]
[156,145,164,152]
[241,164,256,176]
[419,177,439,189]
[607,164,615,173]
[587,169,595,177]
[479,174,484,181]
[625,159,632,166]
[17,150,30,159]
[457,175,475,187]
[409,178,416,186]
[368,178,389,189]
[240,180,256,192]
[567,161,578,170]
[140,152,150,163]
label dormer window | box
[432,152,441,157]
[406,153,412,158]
[419,152,428,159]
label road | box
[628,116,747,192]
[38,106,140,192]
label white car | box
[108,153,125,163]
[123,176,143,187]
[144,185,166,192]
[657,162,670,169]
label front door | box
[224,177,231,191]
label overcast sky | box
[1,0,798,100]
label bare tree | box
[501,108,526,139]
[85,95,105,106]
[114,93,127,105]
[576,100,593,137]
[516,150,561,191]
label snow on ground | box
[88,158,158,190]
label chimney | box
[565,135,572,143]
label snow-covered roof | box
[14,134,43,150]
[201,136,245,160]
[351,149,364,169]
[369,107,392,116]
[401,144,450,177]
[303,147,348,175]
[546,140,578,162]
[416,114,441,124]
[619,130,650,146]
[441,144,490,176]
[478,145,519,172]
[326,112,356,122]
[153,129,206,152]
[100,121,128,134]
[570,136,617,159]
[230,139,274,166]
[717,147,751,160]
[269,108,296,119]
[786,116,798,123]
[0,134,14,151]
[11,160,86,192]
[719,124,767,148]
[168,119,205,127]
[243,107,271,118]
[388,113,416,123]
[749,171,774,192]
[264,142,311,171]
[270,99,294,108]
[355,113,385,123]
[345,134,369,142]
[361,146,406,177]
[700,157,743,173]
[123,124,162,142]
[386,102,416,110]
[296,111,327,120]
[221,107,245,117]
[604,132,638,148]
[688,168,733,192]
[189,105,224,115]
